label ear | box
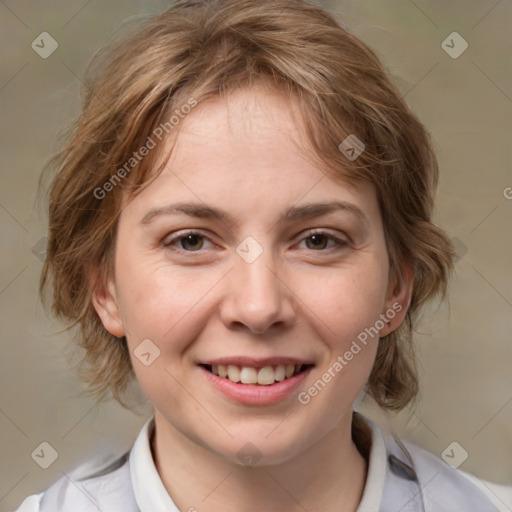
[379,261,414,337]
[89,266,126,338]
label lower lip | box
[200,366,313,405]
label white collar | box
[129,411,388,512]
[354,412,388,512]
[129,416,180,511]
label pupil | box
[183,234,202,250]
[308,234,326,249]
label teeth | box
[209,363,306,385]
[227,365,241,382]
[274,365,285,382]
[240,367,258,384]
[257,366,275,385]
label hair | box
[39,0,455,411]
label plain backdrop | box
[0,1,511,510]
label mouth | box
[199,363,314,386]
[199,359,315,405]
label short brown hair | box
[40,0,454,410]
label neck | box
[151,411,369,512]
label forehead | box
[122,86,380,227]
[170,85,318,176]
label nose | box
[219,247,296,335]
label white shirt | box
[12,412,511,511]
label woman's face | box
[93,86,410,465]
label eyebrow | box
[140,200,370,230]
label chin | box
[206,424,315,468]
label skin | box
[92,84,413,512]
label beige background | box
[0,1,511,510]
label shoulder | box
[12,451,138,512]
[399,436,510,511]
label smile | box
[198,358,315,405]
[201,363,311,385]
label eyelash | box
[162,229,348,255]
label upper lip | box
[199,356,315,368]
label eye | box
[163,231,214,252]
[297,231,348,252]
[162,229,348,255]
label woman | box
[14,1,507,510]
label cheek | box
[303,262,389,344]
[294,266,387,419]
[115,251,221,352]
[114,259,213,407]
